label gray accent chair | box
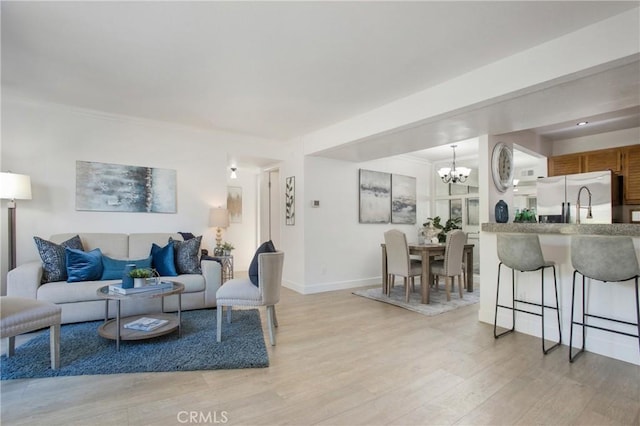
[430,230,466,301]
[383,229,422,302]
[1,296,61,369]
[569,235,640,362]
[216,251,284,346]
[494,233,561,354]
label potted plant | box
[422,216,462,243]
[129,268,155,288]
[221,241,234,256]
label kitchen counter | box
[482,222,640,236]
[478,222,640,365]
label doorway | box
[259,169,281,248]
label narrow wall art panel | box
[227,186,243,223]
[285,176,295,226]
[359,169,391,224]
[75,161,176,213]
[391,174,416,224]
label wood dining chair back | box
[383,229,422,302]
[430,230,466,301]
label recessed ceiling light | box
[577,121,588,126]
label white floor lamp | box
[0,172,32,271]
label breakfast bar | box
[480,223,640,365]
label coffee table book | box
[108,281,173,295]
[124,317,169,332]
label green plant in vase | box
[423,216,462,243]
[129,268,154,278]
[221,241,234,255]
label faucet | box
[576,186,593,224]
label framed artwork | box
[467,198,479,226]
[450,199,462,221]
[391,174,416,224]
[359,169,391,223]
[227,186,242,223]
[285,176,295,226]
[75,160,176,213]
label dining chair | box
[383,229,422,302]
[430,230,466,301]
[216,251,284,345]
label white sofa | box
[7,233,222,324]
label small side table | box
[203,255,234,283]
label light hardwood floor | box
[1,286,639,426]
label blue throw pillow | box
[248,240,276,287]
[100,255,153,280]
[66,248,103,283]
[34,235,84,283]
[151,242,178,276]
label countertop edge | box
[481,223,640,236]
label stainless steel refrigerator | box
[537,170,619,224]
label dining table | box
[380,242,474,304]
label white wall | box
[0,95,285,292]
[550,126,639,155]
[296,155,432,294]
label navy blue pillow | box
[151,242,178,276]
[66,247,103,283]
[248,240,276,286]
[100,255,152,280]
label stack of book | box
[108,281,173,295]
[124,317,169,332]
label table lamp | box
[0,172,32,270]
[209,207,229,248]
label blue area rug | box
[1,309,268,380]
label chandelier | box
[437,145,471,184]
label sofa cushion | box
[66,248,103,283]
[37,279,110,304]
[34,235,84,283]
[51,233,129,259]
[170,236,202,274]
[100,255,153,280]
[151,242,178,276]
[248,240,277,286]
[129,233,182,259]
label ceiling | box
[2,1,639,165]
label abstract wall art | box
[359,169,391,224]
[227,186,243,223]
[391,174,416,224]
[75,161,176,213]
[285,176,295,226]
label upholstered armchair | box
[216,251,284,346]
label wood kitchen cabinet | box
[548,148,622,176]
[584,148,622,173]
[548,153,582,176]
[623,145,640,204]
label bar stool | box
[494,234,562,354]
[569,235,640,362]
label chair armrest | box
[201,259,222,306]
[7,261,43,299]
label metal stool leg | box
[635,277,640,353]
[569,271,586,362]
[494,263,516,338]
[541,265,561,354]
